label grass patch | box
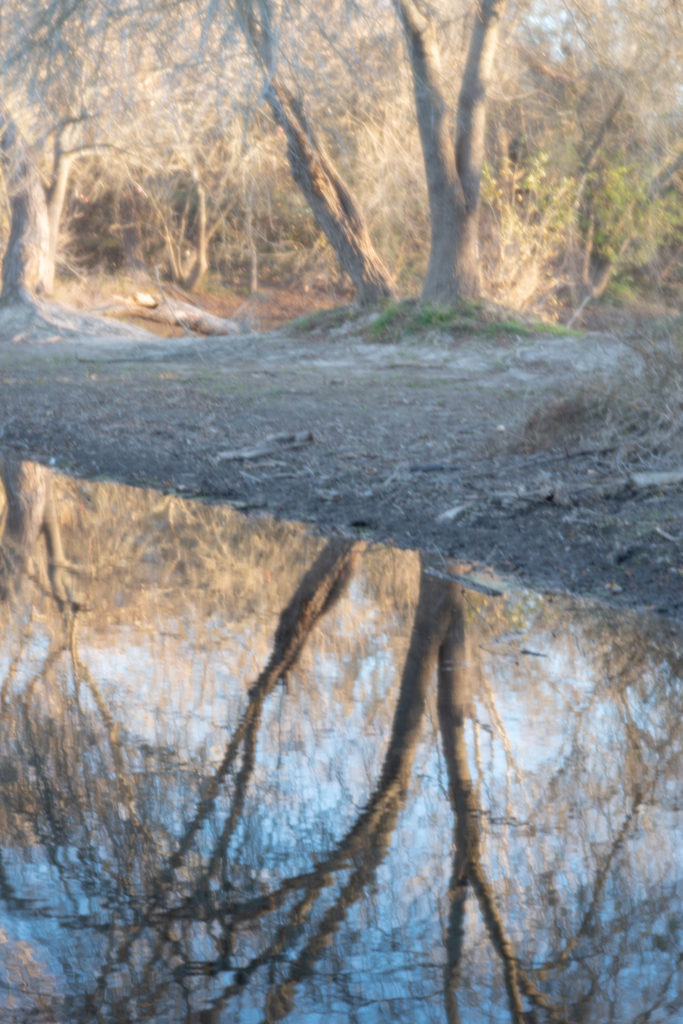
[367,299,476,341]
[284,294,584,343]
[365,298,578,343]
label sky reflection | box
[0,461,680,1023]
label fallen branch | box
[109,288,242,336]
[628,469,683,489]
[487,469,683,510]
[214,431,314,462]
[436,503,471,522]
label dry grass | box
[521,316,682,466]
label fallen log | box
[110,292,242,335]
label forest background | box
[0,0,681,326]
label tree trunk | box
[45,122,79,290]
[180,174,210,290]
[264,83,395,306]
[119,192,146,278]
[191,178,209,288]
[45,153,74,288]
[396,0,507,303]
[1,113,85,304]
[0,116,52,303]
[236,0,394,306]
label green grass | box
[281,293,588,343]
[365,299,578,343]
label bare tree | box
[395,0,507,303]
[0,0,118,304]
[0,114,51,302]
[2,0,678,318]
[234,0,395,305]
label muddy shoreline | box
[1,319,681,619]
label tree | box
[0,113,52,302]
[0,0,121,305]
[498,0,683,319]
[0,109,83,303]
[0,454,74,605]
[2,0,678,317]
[234,0,395,305]
[395,0,508,303]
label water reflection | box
[0,458,681,1023]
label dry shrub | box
[479,159,578,317]
[521,318,682,464]
[521,388,611,453]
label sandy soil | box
[1,299,681,619]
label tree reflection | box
[0,465,680,1023]
[0,453,80,611]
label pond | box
[0,459,681,1023]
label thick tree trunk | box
[265,83,395,306]
[396,0,507,304]
[0,118,52,303]
[1,113,79,304]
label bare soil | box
[1,294,681,619]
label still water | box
[0,461,680,1023]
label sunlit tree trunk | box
[237,0,395,306]
[186,176,209,289]
[264,83,395,305]
[396,0,507,303]
[0,116,52,302]
[45,124,77,290]
[1,112,75,303]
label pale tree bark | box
[396,0,507,303]
[236,0,395,305]
[187,175,209,289]
[0,112,76,303]
[0,115,52,303]
[45,121,78,288]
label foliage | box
[480,155,578,315]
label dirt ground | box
[1,294,681,620]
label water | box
[0,464,681,1023]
